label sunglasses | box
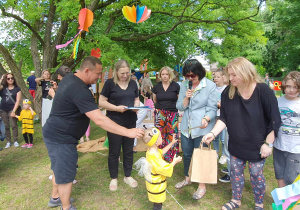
[7,77,14,80]
[185,74,197,79]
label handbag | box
[5,88,22,115]
[188,141,218,184]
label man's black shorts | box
[44,138,78,184]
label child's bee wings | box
[134,157,152,183]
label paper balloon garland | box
[122,5,151,23]
[56,8,94,60]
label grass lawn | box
[0,120,277,209]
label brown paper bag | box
[188,142,217,184]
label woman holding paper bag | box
[175,59,218,200]
[202,57,281,210]
[99,59,140,191]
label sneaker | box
[219,174,230,183]
[27,144,33,148]
[21,143,29,148]
[48,197,74,208]
[219,155,227,165]
[5,142,11,149]
[61,204,77,210]
[14,142,19,147]
[221,168,229,174]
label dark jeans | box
[0,110,18,143]
[181,134,206,177]
[107,124,135,179]
[23,133,33,144]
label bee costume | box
[135,128,174,203]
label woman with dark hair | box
[99,59,140,191]
[175,59,218,199]
[0,73,22,148]
[203,57,281,209]
[152,66,180,162]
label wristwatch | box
[265,142,273,148]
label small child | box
[135,128,182,210]
[274,71,300,187]
[15,99,36,148]
[213,69,227,162]
[141,85,154,119]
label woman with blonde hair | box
[152,66,180,162]
[203,57,281,209]
[35,69,53,126]
[99,59,140,191]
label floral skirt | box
[154,109,179,162]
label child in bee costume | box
[135,127,182,210]
[15,99,36,148]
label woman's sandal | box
[124,177,138,188]
[109,179,118,191]
[175,180,191,189]
[222,200,240,210]
[255,206,264,210]
[192,188,206,200]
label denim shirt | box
[176,78,218,139]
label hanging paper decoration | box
[78,8,94,32]
[56,8,94,58]
[91,48,101,58]
[122,5,151,23]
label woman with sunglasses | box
[0,73,22,148]
[175,59,218,200]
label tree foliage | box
[263,0,300,77]
[0,0,265,104]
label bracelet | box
[209,131,216,139]
[202,117,209,123]
[12,110,15,113]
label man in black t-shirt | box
[43,56,144,210]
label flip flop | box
[124,177,138,188]
[109,179,118,191]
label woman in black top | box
[35,69,53,126]
[99,59,139,191]
[152,66,180,162]
[0,73,22,148]
[203,57,281,210]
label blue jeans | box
[181,134,207,177]
[0,118,6,141]
[212,129,225,154]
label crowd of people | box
[0,55,299,210]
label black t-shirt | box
[101,79,138,126]
[152,81,180,112]
[0,86,21,112]
[42,74,98,144]
[40,80,52,98]
[219,83,281,162]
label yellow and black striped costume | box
[146,149,174,203]
[18,109,36,134]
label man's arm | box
[86,109,144,139]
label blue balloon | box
[136,5,145,23]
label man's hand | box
[127,128,145,139]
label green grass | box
[0,121,277,209]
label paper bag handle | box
[199,141,211,150]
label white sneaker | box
[5,143,11,149]
[14,142,19,147]
[219,155,227,165]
